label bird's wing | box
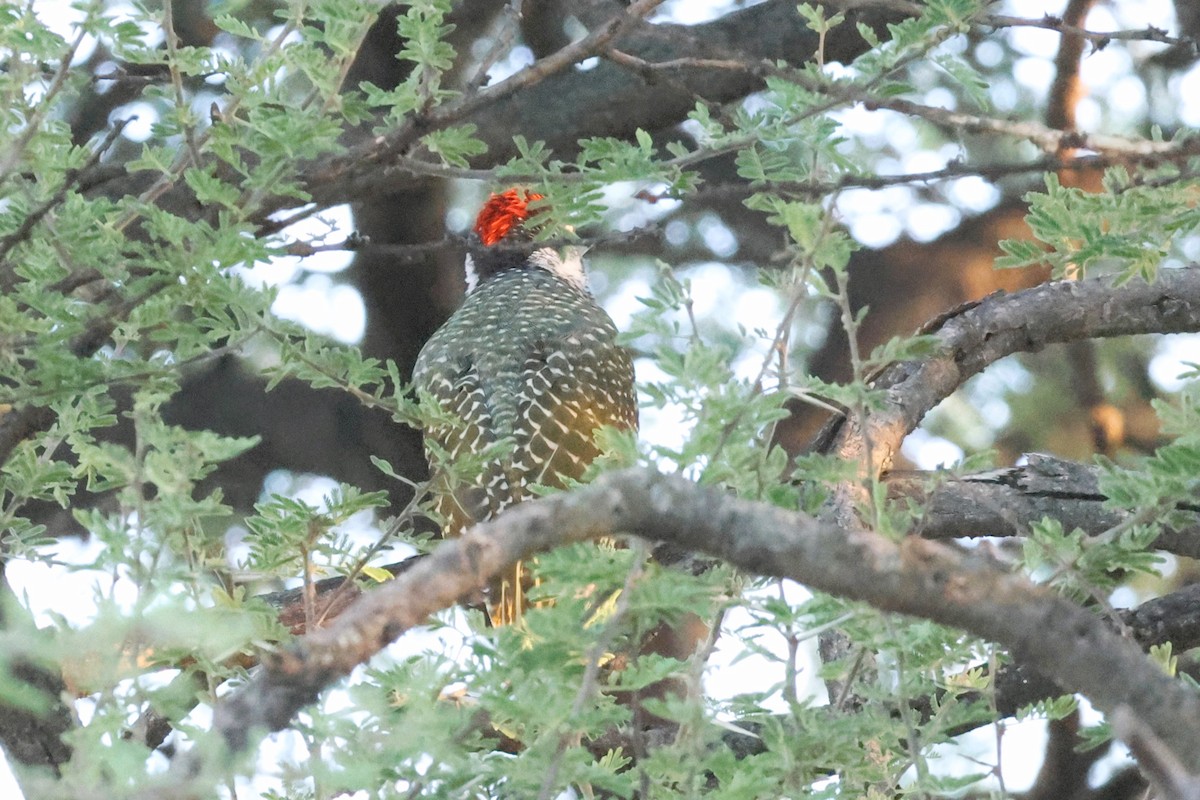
[510,333,637,498]
[417,359,509,535]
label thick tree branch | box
[0,564,73,775]
[169,267,1200,784]
[82,0,899,222]
[891,454,1200,557]
[820,265,1200,522]
[172,466,1200,785]
[91,447,1200,774]
[909,581,1200,742]
[300,0,888,207]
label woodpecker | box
[413,189,638,625]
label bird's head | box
[465,189,588,295]
[473,188,544,246]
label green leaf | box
[421,123,487,167]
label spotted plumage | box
[413,190,637,625]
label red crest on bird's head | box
[474,189,545,246]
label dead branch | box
[892,454,1200,557]
[820,265,1200,523]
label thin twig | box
[162,1,203,168]
[314,482,431,628]
[464,4,521,92]
[277,224,664,263]
[0,2,96,183]
[0,325,262,407]
[0,278,173,466]
[0,117,133,275]
[536,542,650,800]
[981,13,1188,48]
[307,0,668,200]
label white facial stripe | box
[464,252,479,295]
[528,246,589,293]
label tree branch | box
[0,284,170,468]
[161,266,1200,786]
[891,454,1200,557]
[980,12,1187,48]
[168,464,1200,785]
[82,0,900,221]
[819,265,1200,522]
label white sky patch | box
[635,359,690,456]
[975,39,1005,68]
[683,262,737,316]
[696,215,738,258]
[445,202,471,234]
[603,181,683,233]
[915,716,1049,793]
[901,148,949,175]
[32,0,86,38]
[271,276,366,344]
[262,205,357,279]
[664,218,690,246]
[482,45,534,85]
[1107,74,1148,117]
[977,357,1036,395]
[1099,0,1177,51]
[247,205,364,342]
[990,79,1021,112]
[655,0,750,25]
[978,397,1013,431]
[0,757,20,798]
[600,273,652,331]
[1005,11,1062,57]
[923,86,957,111]
[905,202,962,243]
[729,349,767,384]
[1178,65,1200,127]
[946,176,1002,214]
[884,116,919,153]
[7,536,137,627]
[902,428,967,470]
[837,181,919,247]
[733,285,784,325]
[1109,585,1139,610]
[1149,334,1200,392]
[1076,97,1106,133]
[928,391,1004,452]
[120,102,160,142]
[1083,45,1134,91]
[1013,56,1056,95]
[831,104,888,148]
[705,580,825,715]
[846,212,904,248]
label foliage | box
[0,0,1198,798]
